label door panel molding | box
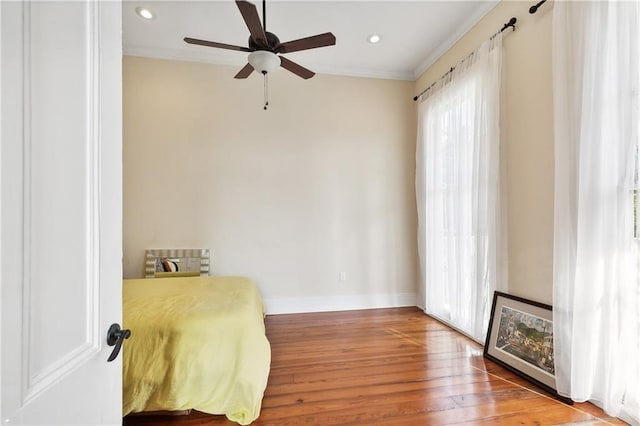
[18,0,102,406]
[1,0,121,423]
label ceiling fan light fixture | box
[248,50,281,74]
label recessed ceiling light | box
[367,34,382,44]
[135,7,155,20]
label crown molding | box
[412,0,500,80]
[123,44,415,81]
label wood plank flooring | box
[123,307,627,425]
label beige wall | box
[123,56,418,313]
[415,1,555,304]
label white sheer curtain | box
[416,34,504,342]
[552,1,640,423]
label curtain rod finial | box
[529,0,547,14]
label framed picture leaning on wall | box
[484,291,572,404]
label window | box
[416,35,503,342]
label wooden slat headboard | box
[144,248,210,278]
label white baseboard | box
[263,292,417,315]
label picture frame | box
[484,291,572,404]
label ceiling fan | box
[184,0,336,81]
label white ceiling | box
[123,0,499,81]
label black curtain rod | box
[412,17,517,102]
[529,0,547,14]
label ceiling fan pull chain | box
[263,71,269,110]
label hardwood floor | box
[123,307,626,425]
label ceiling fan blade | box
[277,32,336,54]
[184,37,251,52]
[234,63,255,79]
[235,0,267,46]
[280,56,315,80]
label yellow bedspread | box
[122,276,271,425]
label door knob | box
[106,323,131,362]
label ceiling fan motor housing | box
[249,31,281,51]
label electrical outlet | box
[339,271,347,281]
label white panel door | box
[1,1,122,424]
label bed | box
[122,274,271,425]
